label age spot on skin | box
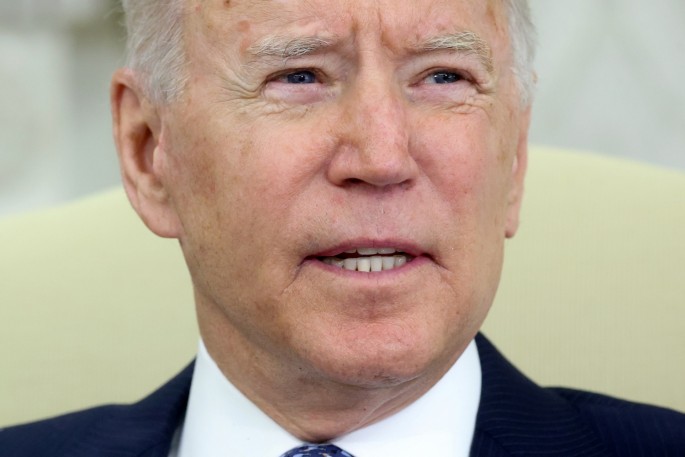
[238,20,250,33]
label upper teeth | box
[321,248,410,272]
[357,247,397,255]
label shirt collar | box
[173,339,480,457]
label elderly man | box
[1,0,684,455]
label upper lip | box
[309,239,427,259]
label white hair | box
[121,0,536,106]
[121,0,187,105]
[503,0,537,106]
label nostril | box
[340,177,414,192]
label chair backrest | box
[1,145,683,427]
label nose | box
[326,78,419,189]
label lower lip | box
[303,255,431,278]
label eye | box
[428,71,464,84]
[264,68,329,105]
[282,70,318,84]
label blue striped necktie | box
[280,444,355,457]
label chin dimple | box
[319,248,412,272]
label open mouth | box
[317,247,415,272]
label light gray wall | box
[1,1,684,216]
[529,0,685,169]
[0,1,123,216]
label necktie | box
[280,444,355,457]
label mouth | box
[315,247,416,273]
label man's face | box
[149,0,528,386]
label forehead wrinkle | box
[415,31,494,74]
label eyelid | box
[404,51,492,82]
[262,67,334,105]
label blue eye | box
[285,71,317,84]
[431,72,462,84]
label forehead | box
[191,0,509,57]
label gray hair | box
[121,0,187,105]
[121,0,536,106]
[503,0,537,106]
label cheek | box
[413,113,510,213]
[162,115,331,271]
[410,110,515,295]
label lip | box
[303,254,432,278]
[309,239,427,258]
[301,238,434,278]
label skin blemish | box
[238,20,250,33]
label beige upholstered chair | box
[1,145,684,427]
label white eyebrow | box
[247,35,336,59]
[246,31,494,73]
[416,31,494,73]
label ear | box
[504,106,531,239]
[111,68,182,238]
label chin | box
[302,326,458,389]
[316,361,427,390]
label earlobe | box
[111,69,182,238]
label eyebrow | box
[415,31,494,73]
[246,31,494,73]
[247,35,336,59]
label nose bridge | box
[351,74,408,156]
[330,70,416,188]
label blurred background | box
[1,0,684,217]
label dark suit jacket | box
[2,334,684,456]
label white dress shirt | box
[170,339,481,457]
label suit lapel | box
[67,363,194,457]
[470,334,611,457]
